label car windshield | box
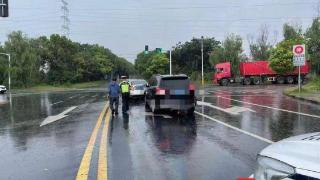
[216,68,224,73]
[160,77,189,89]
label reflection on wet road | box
[203,85,320,141]
[109,102,266,180]
[0,91,107,180]
[108,85,320,179]
[0,85,319,179]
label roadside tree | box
[248,25,272,60]
[306,17,320,74]
[269,24,304,74]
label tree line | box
[0,31,135,88]
[135,17,320,80]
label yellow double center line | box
[76,103,112,180]
[97,108,111,180]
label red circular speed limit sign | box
[294,45,304,54]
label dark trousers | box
[121,93,130,112]
[109,96,119,113]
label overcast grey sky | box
[0,0,318,62]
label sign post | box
[293,44,306,94]
[0,0,9,17]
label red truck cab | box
[214,62,231,86]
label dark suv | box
[145,74,196,114]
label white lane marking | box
[68,95,77,99]
[91,95,98,98]
[79,96,86,99]
[217,96,320,119]
[197,101,255,115]
[50,101,63,106]
[208,89,276,94]
[195,111,274,144]
[40,106,77,127]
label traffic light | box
[156,48,162,53]
[0,0,9,17]
[144,45,149,55]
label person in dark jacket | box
[108,77,120,115]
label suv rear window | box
[131,80,146,85]
[160,77,189,89]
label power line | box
[5,15,308,23]
[61,0,70,37]
[66,2,318,12]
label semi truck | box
[213,61,310,86]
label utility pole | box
[201,36,204,87]
[0,53,10,92]
[169,49,172,75]
[61,0,70,37]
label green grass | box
[284,76,320,103]
[304,76,320,91]
[11,80,107,93]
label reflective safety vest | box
[120,82,130,93]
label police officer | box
[108,77,120,115]
[119,76,130,113]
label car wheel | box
[187,107,195,115]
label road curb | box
[283,92,320,105]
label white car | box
[254,132,320,180]
[0,85,7,94]
[128,79,148,98]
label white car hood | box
[259,132,320,174]
[0,85,5,89]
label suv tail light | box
[156,87,166,95]
[189,83,196,91]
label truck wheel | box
[296,76,305,84]
[286,76,294,84]
[221,79,229,86]
[276,76,285,84]
[253,77,261,85]
[243,78,251,85]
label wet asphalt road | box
[0,85,319,180]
